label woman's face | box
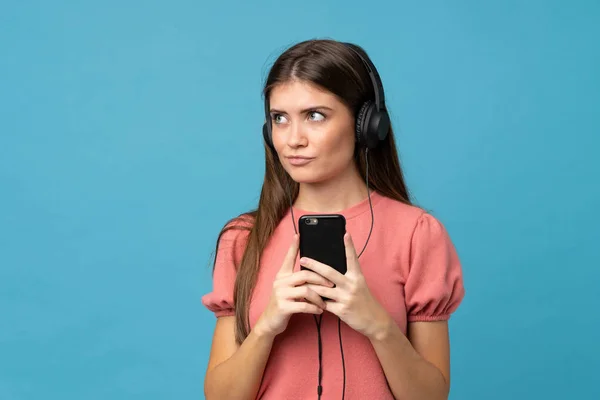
[269,80,356,184]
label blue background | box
[1,1,599,399]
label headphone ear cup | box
[369,110,390,144]
[263,121,275,151]
[355,101,372,147]
[357,101,390,149]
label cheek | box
[320,126,355,156]
[271,129,284,153]
[313,129,355,172]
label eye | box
[272,114,288,124]
[308,111,325,121]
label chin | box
[286,168,335,185]
[290,175,323,184]
[286,171,315,183]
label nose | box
[286,120,308,148]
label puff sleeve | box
[405,212,465,322]
[201,220,251,318]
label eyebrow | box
[269,105,334,114]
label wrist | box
[253,317,277,342]
[368,311,394,342]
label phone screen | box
[299,214,347,275]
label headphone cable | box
[288,147,373,400]
[338,147,373,400]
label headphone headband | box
[342,42,386,112]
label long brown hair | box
[211,39,413,345]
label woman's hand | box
[255,234,335,339]
[300,233,391,340]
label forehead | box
[269,80,340,111]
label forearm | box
[369,318,448,400]
[205,326,275,400]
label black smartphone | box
[299,214,347,276]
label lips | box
[286,156,314,166]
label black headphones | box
[262,42,390,151]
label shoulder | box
[219,213,255,239]
[374,193,453,244]
[375,193,432,228]
[214,213,255,260]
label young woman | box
[202,39,465,400]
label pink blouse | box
[202,191,465,399]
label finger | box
[285,301,324,315]
[285,286,327,309]
[323,300,343,317]
[344,233,359,272]
[281,270,335,288]
[299,257,346,287]
[278,234,299,275]
[305,284,339,302]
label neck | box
[293,164,369,213]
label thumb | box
[344,233,360,273]
[279,234,299,275]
